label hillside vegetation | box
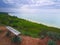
[0,12,60,38]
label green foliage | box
[47,39,56,45]
[0,12,60,38]
[11,36,21,43]
[40,35,45,39]
[47,32,53,38]
[39,31,60,40]
[39,30,48,39]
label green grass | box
[0,12,60,38]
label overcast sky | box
[0,0,60,12]
[0,0,60,28]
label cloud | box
[30,0,55,6]
[1,0,60,13]
[3,0,22,6]
[1,0,60,9]
[2,0,55,6]
[3,0,15,4]
[20,5,38,13]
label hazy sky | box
[0,0,60,28]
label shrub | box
[40,30,47,36]
[47,39,56,45]
[40,35,45,39]
[11,36,21,43]
[47,32,60,41]
[47,32,53,37]
[55,34,60,40]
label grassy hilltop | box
[0,12,60,38]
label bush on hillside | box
[11,36,21,43]
[47,32,60,41]
[39,30,48,39]
[47,39,56,45]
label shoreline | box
[9,14,60,29]
[20,18,60,29]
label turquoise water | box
[9,9,60,28]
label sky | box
[0,0,60,28]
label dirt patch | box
[21,36,39,45]
[0,26,60,45]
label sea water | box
[9,9,60,28]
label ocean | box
[9,9,60,28]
